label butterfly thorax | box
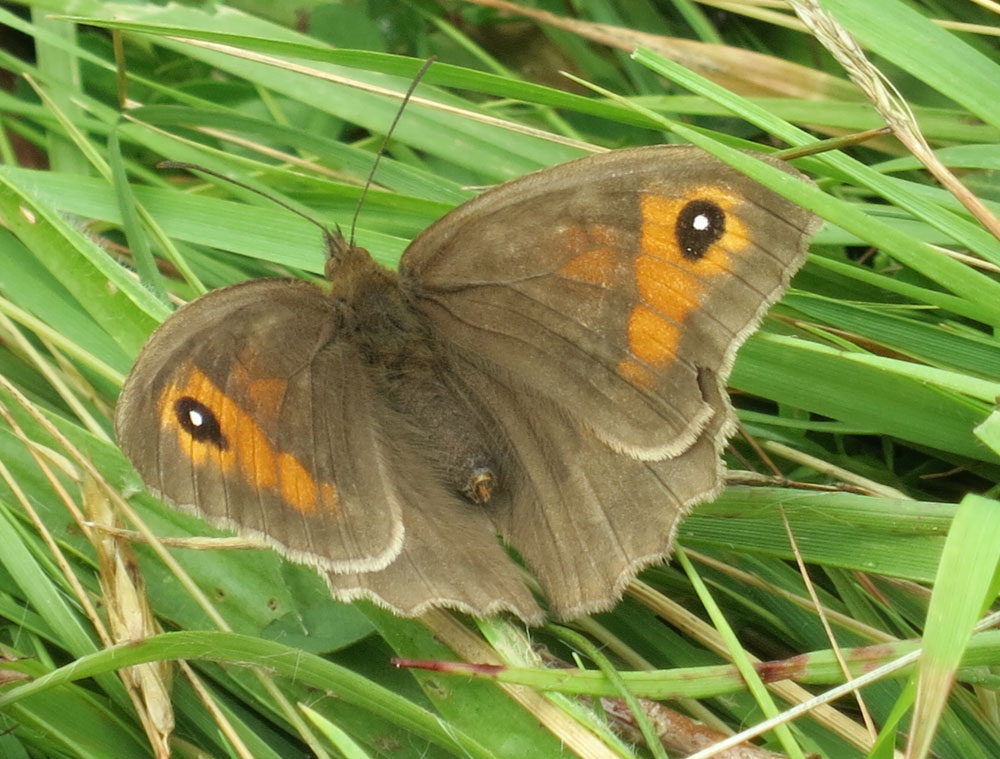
[326,235,500,506]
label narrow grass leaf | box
[819,0,1000,131]
[633,45,1000,284]
[806,256,987,323]
[0,630,497,759]
[782,293,1000,379]
[734,334,996,463]
[547,624,667,759]
[0,497,127,705]
[0,168,165,353]
[675,548,807,759]
[368,608,576,759]
[908,495,1000,758]
[974,412,1000,460]
[108,127,167,302]
[0,655,151,759]
[300,704,373,759]
[58,17,667,130]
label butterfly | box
[115,145,820,624]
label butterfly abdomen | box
[335,248,502,506]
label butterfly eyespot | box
[174,396,229,450]
[676,199,726,260]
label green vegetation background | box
[1,1,999,758]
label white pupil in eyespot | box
[692,214,711,231]
[187,409,204,427]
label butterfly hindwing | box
[324,405,542,623]
[448,351,729,618]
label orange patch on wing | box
[244,377,288,429]
[165,369,226,471]
[639,187,749,272]
[557,222,627,287]
[159,365,337,516]
[558,247,616,286]
[617,358,655,390]
[244,377,288,412]
[278,452,317,516]
[634,255,699,325]
[620,186,749,373]
[320,483,338,511]
[232,350,289,429]
[627,306,679,366]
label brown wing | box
[451,353,730,619]
[401,145,820,460]
[324,404,542,623]
[115,279,405,572]
[116,279,542,620]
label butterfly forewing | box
[115,279,404,573]
[402,146,819,461]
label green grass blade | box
[908,495,1000,758]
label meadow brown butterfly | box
[115,145,820,624]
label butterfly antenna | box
[349,56,436,248]
[158,58,435,256]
